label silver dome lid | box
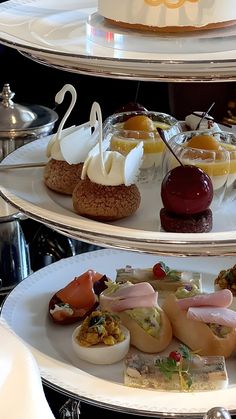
[0,83,58,139]
[0,83,37,130]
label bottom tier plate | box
[1,249,236,417]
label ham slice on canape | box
[177,289,233,310]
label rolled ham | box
[177,289,233,311]
[100,281,158,312]
[187,306,236,328]
[109,292,158,312]
[112,282,155,298]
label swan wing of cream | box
[82,142,143,186]
[46,125,78,159]
[46,122,100,164]
[60,122,99,164]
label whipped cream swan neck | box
[98,0,236,30]
[46,84,99,164]
[82,103,143,186]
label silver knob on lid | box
[0,83,15,107]
[203,407,231,419]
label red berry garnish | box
[169,351,182,362]
[153,262,167,279]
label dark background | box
[1,44,235,126]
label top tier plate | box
[1,0,236,81]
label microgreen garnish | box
[167,269,181,281]
[161,262,181,280]
[88,312,119,334]
[156,356,180,380]
[179,344,191,360]
[159,261,169,273]
[161,262,181,281]
[155,345,194,391]
[89,314,106,328]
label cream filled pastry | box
[98,0,236,32]
[44,85,99,195]
[72,103,143,221]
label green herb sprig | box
[155,345,194,391]
[160,261,181,281]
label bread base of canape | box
[162,294,236,358]
[117,309,172,354]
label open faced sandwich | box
[124,344,228,392]
[162,288,236,358]
[99,280,172,353]
[116,261,202,301]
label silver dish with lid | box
[0,83,58,160]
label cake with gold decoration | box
[98,0,236,32]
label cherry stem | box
[195,102,215,130]
[157,127,184,167]
[134,81,141,103]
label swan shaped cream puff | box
[72,102,143,221]
[44,84,99,195]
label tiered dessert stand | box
[1,1,236,418]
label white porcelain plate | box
[1,0,236,81]
[1,249,236,416]
[0,136,236,255]
[1,136,236,255]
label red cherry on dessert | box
[161,165,213,215]
[115,102,147,113]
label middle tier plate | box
[1,0,236,81]
[0,136,236,256]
